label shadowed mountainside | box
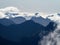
[0,20,57,45]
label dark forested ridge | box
[0,20,57,45]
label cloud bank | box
[0,7,35,20]
[0,7,57,20]
[39,11,60,45]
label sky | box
[0,0,60,13]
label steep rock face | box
[0,20,57,45]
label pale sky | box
[0,0,60,13]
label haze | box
[0,0,60,13]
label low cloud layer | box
[39,11,60,45]
[0,7,35,20]
[0,7,58,20]
[0,7,20,19]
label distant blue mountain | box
[31,16,51,26]
[10,17,26,24]
[0,16,51,27]
[0,19,57,45]
[0,17,26,26]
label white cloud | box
[0,6,58,20]
[0,7,35,20]
[0,12,6,19]
[39,12,60,45]
[0,7,20,19]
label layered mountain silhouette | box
[0,20,57,45]
[0,16,51,27]
[31,16,51,26]
[0,17,26,26]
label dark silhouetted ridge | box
[0,20,57,45]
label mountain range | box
[0,7,59,45]
[0,19,57,45]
